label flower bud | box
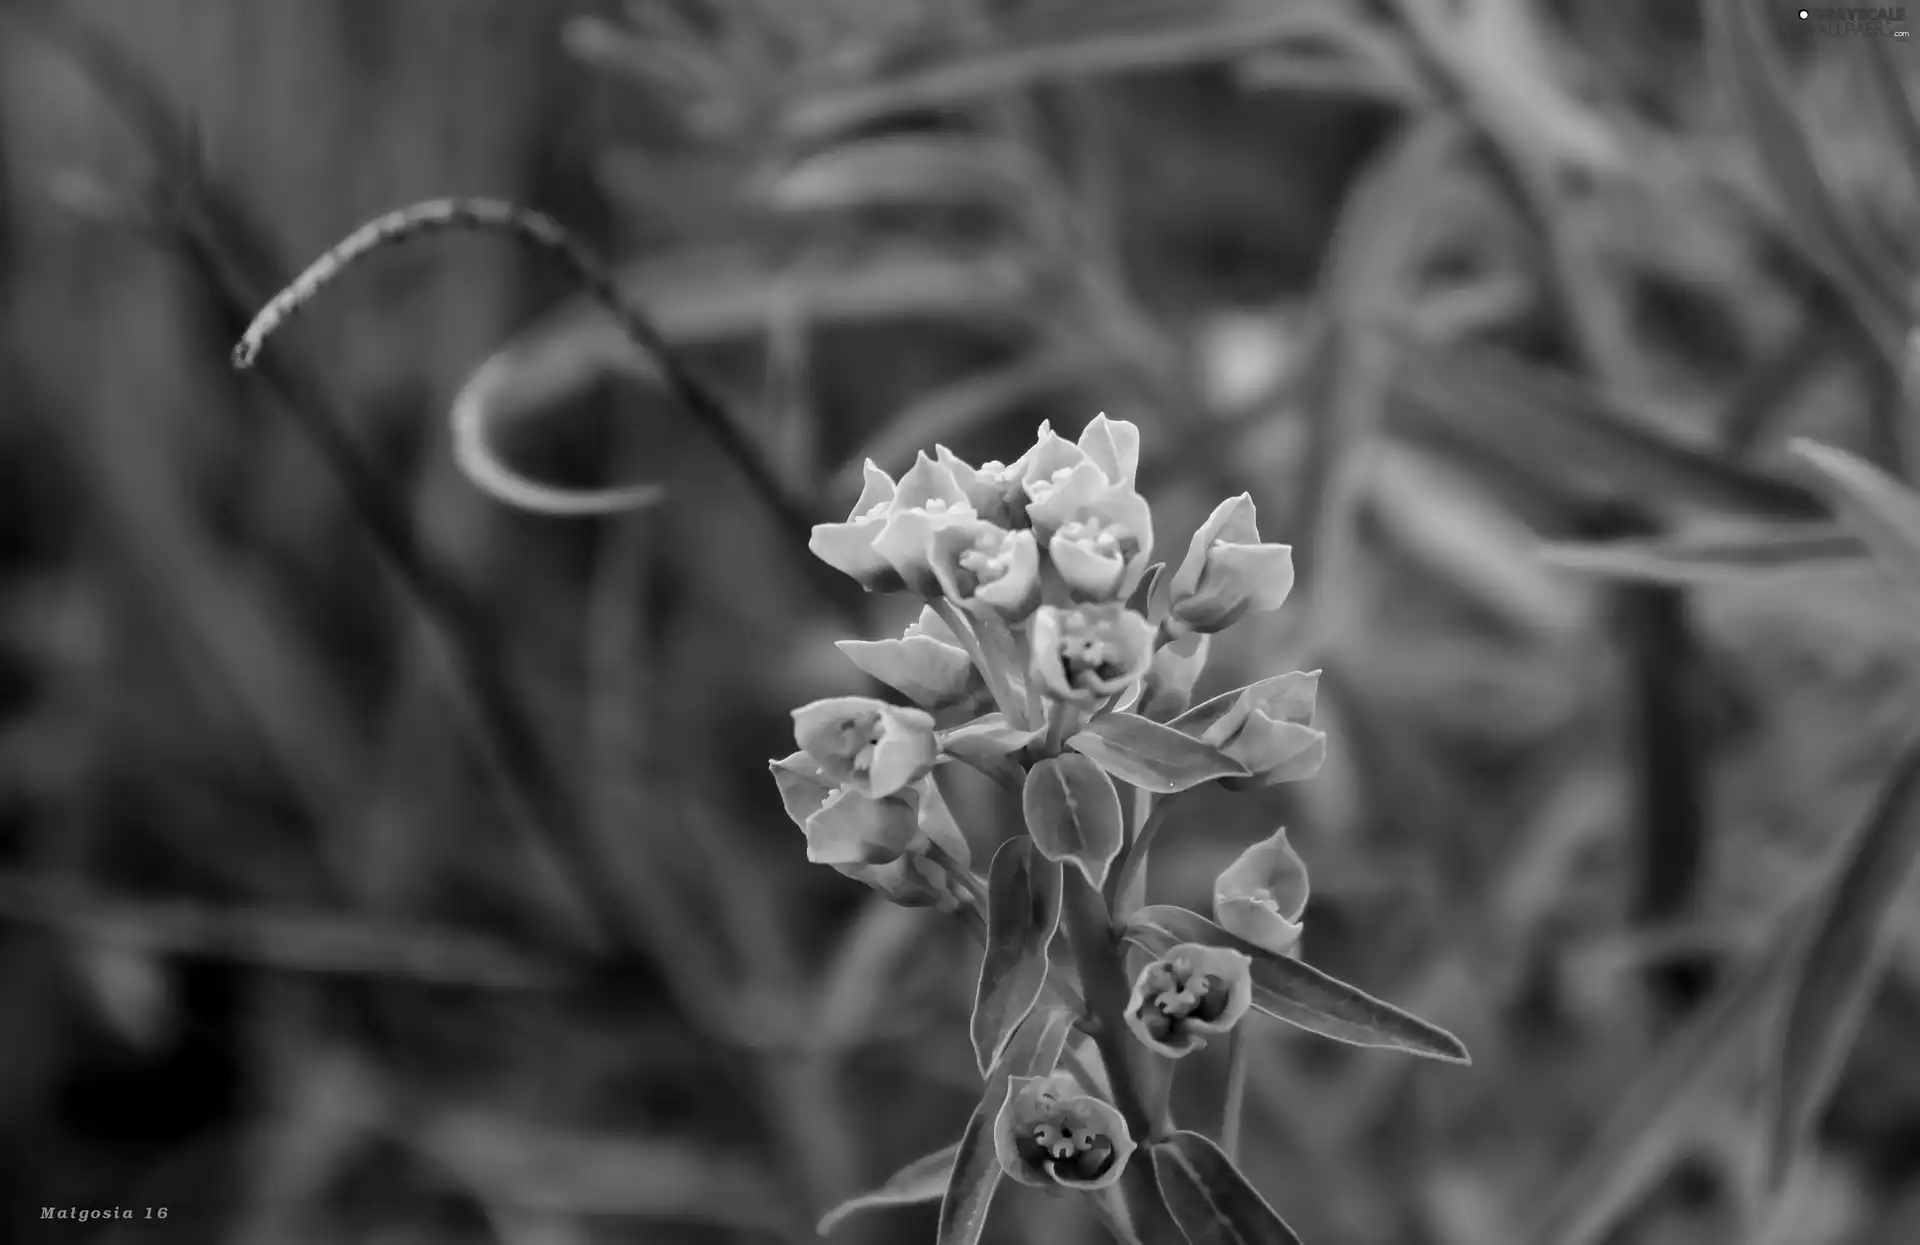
[836,776,975,911]
[791,697,939,797]
[1165,494,1294,636]
[994,1071,1136,1191]
[1046,483,1154,602]
[1170,671,1323,790]
[1213,827,1309,957]
[937,445,1032,529]
[836,607,983,711]
[930,520,1042,622]
[769,752,924,866]
[1029,605,1155,705]
[1018,428,1107,541]
[870,453,979,596]
[808,460,902,589]
[1124,943,1253,1057]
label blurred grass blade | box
[1151,1129,1302,1245]
[1707,0,1908,361]
[1539,523,1865,585]
[1388,331,1825,519]
[1523,931,1801,1245]
[417,1109,791,1230]
[817,1142,960,1235]
[1857,36,1920,207]
[971,838,1064,1075]
[1789,438,1920,604]
[762,135,1032,215]
[938,1006,1076,1245]
[1126,906,1469,1063]
[785,2,1355,139]
[452,349,669,516]
[0,874,572,990]
[1766,732,1920,1191]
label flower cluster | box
[774,414,1329,1201]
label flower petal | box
[1076,414,1140,489]
[994,1072,1136,1190]
[1214,827,1310,955]
[808,515,899,589]
[866,707,941,796]
[769,752,835,828]
[1124,943,1254,1057]
[836,634,980,711]
[803,787,923,866]
[1029,605,1155,704]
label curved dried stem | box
[233,196,822,544]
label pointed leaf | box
[971,838,1063,1075]
[1768,733,1920,1190]
[817,1142,960,1234]
[1126,906,1468,1064]
[938,1006,1076,1245]
[1068,714,1250,795]
[1151,1130,1302,1245]
[1540,523,1865,586]
[1128,561,1166,616]
[1789,439,1920,607]
[1023,754,1126,888]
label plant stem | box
[1107,790,1172,917]
[934,599,1023,725]
[1221,1023,1249,1160]
[1058,867,1186,1243]
[1058,869,1153,1133]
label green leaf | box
[1150,1130,1302,1245]
[938,1006,1076,1245]
[1068,714,1249,795]
[1789,439,1920,607]
[1539,523,1865,586]
[1023,754,1126,888]
[1768,733,1920,1190]
[971,838,1063,1076]
[817,1142,960,1234]
[1126,906,1469,1064]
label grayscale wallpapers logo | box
[1800,6,1911,36]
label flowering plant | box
[789,416,1471,1244]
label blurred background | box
[4,0,1920,1242]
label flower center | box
[1059,617,1127,686]
[957,531,1016,586]
[1025,1106,1118,1182]
[1027,465,1076,503]
[921,499,958,516]
[1142,959,1234,1026]
[1058,516,1128,558]
[845,717,886,776]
